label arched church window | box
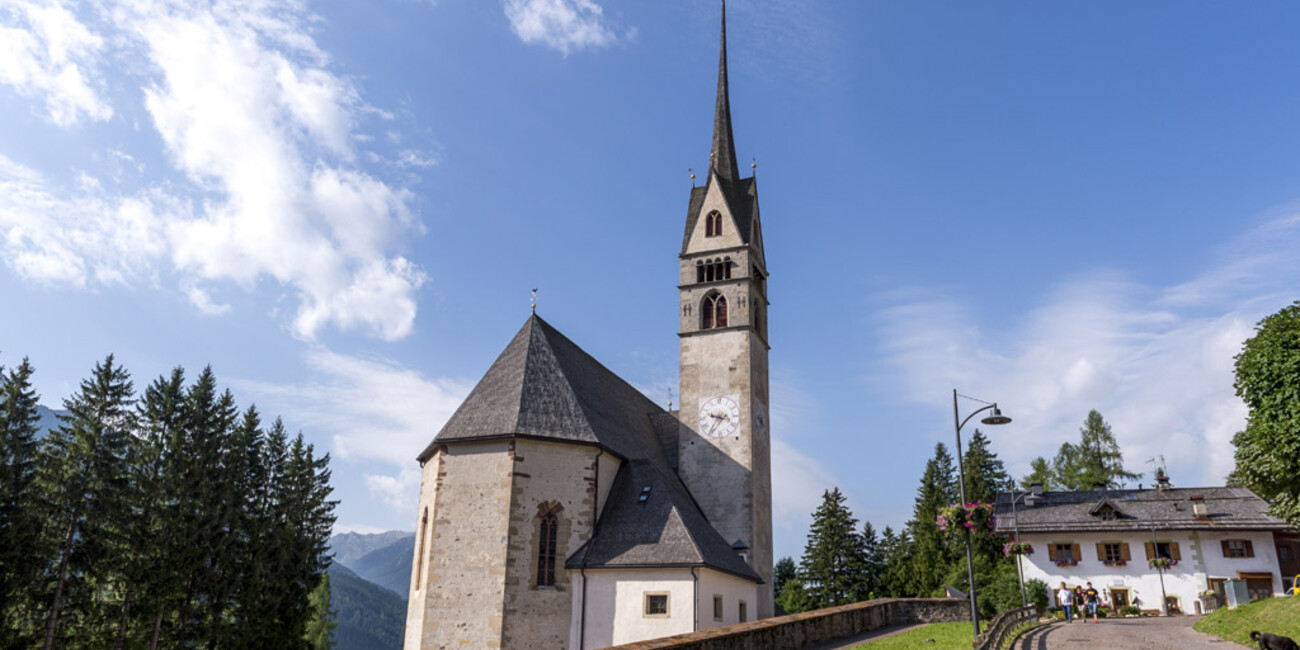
[537,512,558,587]
[705,211,722,237]
[696,261,705,283]
[705,259,715,282]
[723,257,732,280]
[702,293,728,330]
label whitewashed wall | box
[1013,529,1282,614]
[697,569,760,629]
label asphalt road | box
[1012,616,1248,650]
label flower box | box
[1003,541,1034,557]
[1104,559,1127,567]
[1054,558,1078,567]
[1148,557,1177,570]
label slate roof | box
[565,459,761,582]
[994,486,1292,534]
[418,315,668,465]
[420,315,760,582]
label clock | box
[698,396,740,438]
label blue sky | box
[3,0,1300,562]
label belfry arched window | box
[705,211,723,237]
[702,293,728,330]
[698,258,731,284]
[537,512,557,587]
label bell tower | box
[676,0,773,617]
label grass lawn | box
[850,622,983,650]
[1193,596,1300,646]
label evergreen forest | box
[0,355,337,650]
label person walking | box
[1057,582,1074,623]
[1084,582,1100,623]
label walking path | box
[1011,616,1246,650]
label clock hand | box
[706,418,721,436]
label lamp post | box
[1142,521,1170,616]
[953,390,1013,638]
[1004,489,1029,607]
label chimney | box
[1190,495,1208,520]
[1030,482,1044,496]
[1156,474,1171,492]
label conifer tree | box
[36,355,137,650]
[859,521,883,599]
[878,526,916,598]
[1050,410,1140,490]
[906,442,958,597]
[961,430,1012,564]
[1020,457,1052,490]
[0,358,44,646]
[798,488,868,608]
[304,572,336,650]
[134,368,188,649]
[773,556,796,596]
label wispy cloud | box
[233,347,472,512]
[503,0,617,55]
[0,0,429,340]
[0,0,111,125]
[873,214,1300,489]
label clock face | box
[698,396,740,438]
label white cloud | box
[0,0,430,341]
[0,0,112,125]
[874,214,1300,490]
[365,467,422,511]
[503,0,616,55]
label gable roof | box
[565,459,760,582]
[681,175,758,254]
[418,315,668,465]
[995,486,1291,534]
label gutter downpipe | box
[579,448,604,650]
[691,567,700,632]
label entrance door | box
[1109,588,1130,609]
[1239,572,1274,601]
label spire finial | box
[710,0,739,183]
[531,288,538,313]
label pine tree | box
[0,358,45,646]
[961,430,1011,564]
[36,355,137,650]
[773,557,796,596]
[134,368,189,649]
[906,443,958,597]
[859,522,882,599]
[878,526,916,598]
[798,488,868,608]
[304,572,336,650]
[1021,457,1052,490]
[1051,410,1141,490]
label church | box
[403,5,773,648]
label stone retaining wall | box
[598,598,967,650]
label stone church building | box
[404,6,773,648]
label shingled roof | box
[418,315,758,581]
[565,459,761,582]
[681,176,759,255]
[994,486,1291,534]
[418,315,668,464]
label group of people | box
[1056,581,1104,623]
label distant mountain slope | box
[351,535,415,598]
[331,530,414,566]
[36,405,65,438]
[329,562,405,650]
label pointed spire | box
[710,0,740,183]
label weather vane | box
[667,388,674,411]
[531,288,538,313]
[689,167,696,187]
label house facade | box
[995,483,1293,614]
[403,4,773,649]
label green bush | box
[1119,605,1140,617]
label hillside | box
[329,562,406,650]
[350,535,416,597]
[331,530,414,566]
[1194,596,1300,646]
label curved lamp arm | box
[957,402,998,432]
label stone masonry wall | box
[500,440,601,648]
[595,598,967,650]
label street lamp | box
[1002,489,1031,608]
[953,390,1013,638]
[1139,521,1171,616]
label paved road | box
[1013,616,1247,650]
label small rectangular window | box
[1104,543,1123,563]
[1281,546,1292,561]
[644,593,669,617]
[738,600,747,623]
[713,595,723,621]
[1224,539,1254,558]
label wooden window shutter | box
[1145,542,1155,560]
[1096,543,1106,561]
[1170,542,1181,561]
[1073,544,1082,563]
[1048,544,1058,562]
[1245,540,1254,558]
[1121,543,1131,561]
[1221,540,1231,557]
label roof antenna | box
[689,167,696,187]
[531,288,538,314]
